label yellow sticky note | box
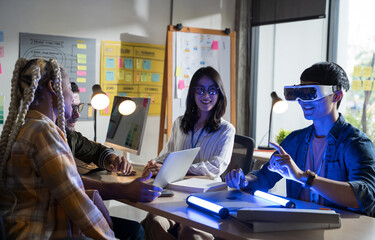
[88,106,93,117]
[175,67,182,77]
[119,70,124,80]
[77,54,87,59]
[362,67,373,78]
[77,58,87,64]
[352,80,362,90]
[126,72,132,82]
[136,59,142,69]
[77,78,86,83]
[353,66,362,77]
[77,43,87,49]
[363,80,372,91]
[77,65,87,71]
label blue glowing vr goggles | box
[284,85,340,102]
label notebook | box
[167,178,228,193]
[153,147,200,188]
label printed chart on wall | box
[19,33,96,120]
[100,41,165,116]
[172,32,231,122]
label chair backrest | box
[221,134,255,181]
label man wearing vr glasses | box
[226,62,375,216]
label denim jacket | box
[250,114,375,217]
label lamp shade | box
[118,98,136,115]
[91,84,109,110]
[271,92,288,114]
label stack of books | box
[234,207,341,232]
[167,178,228,193]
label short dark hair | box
[300,62,350,108]
[71,82,79,93]
[180,66,227,133]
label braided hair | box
[0,58,66,211]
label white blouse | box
[155,116,235,181]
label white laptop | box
[153,147,200,188]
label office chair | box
[221,134,255,181]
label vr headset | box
[284,85,340,102]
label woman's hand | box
[142,159,162,177]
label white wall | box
[0,0,235,164]
[255,19,328,148]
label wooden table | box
[86,166,375,240]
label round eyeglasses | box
[72,103,84,113]
[193,86,220,95]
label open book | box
[167,178,228,193]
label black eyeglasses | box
[193,86,220,95]
[72,103,84,113]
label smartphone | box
[116,170,137,176]
[160,190,174,197]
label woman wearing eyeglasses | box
[142,66,235,240]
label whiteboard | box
[172,31,232,122]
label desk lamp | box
[259,91,288,150]
[91,84,110,142]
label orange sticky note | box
[88,106,93,117]
[178,80,185,89]
[212,40,219,50]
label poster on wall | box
[100,41,165,116]
[19,33,96,120]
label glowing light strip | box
[187,196,223,214]
[254,190,290,207]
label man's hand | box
[142,159,162,177]
[268,142,304,183]
[225,168,249,190]
[125,171,162,202]
[105,154,134,175]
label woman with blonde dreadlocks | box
[0,58,115,239]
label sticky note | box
[152,73,160,82]
[178,80,185,89]
[77,43,87,49]
[363,80,372,91]
[0,46,4,57]
[363,67,373,78]
[175,67,182,77]
[119,70,124,80]
[126,72,132,82]
[78,87,86,93]
[77,54,86,59]
[141,73,148,82]
[0,63,2,74]
[135,72,141,82]
[77,71,86,76]
[106,71,115,81]
[77,78,86,83]
[200,61,205,65]
[88,106,93,117]
[119,92,127,97]
[106,58,115,69]
[77,58,86,64]
[351,80,362,90]
[105,106,110,114]
[119,58,124,68]
[136,59,142,69]
[125,58,133,69]
[143,60,151,70]
[0,31,4,42]
[353,66,362,77]
[212,40,219,50]
[77,65,86,71]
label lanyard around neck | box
[191,128,204,148]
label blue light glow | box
[187,196,222,214]
[254,190,290,207]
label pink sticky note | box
[77,71,87,76]
[79,87,86,93]
[0,63,2,74]
[119,58,124,68]
[212,40,219,50]
[105,106,109,114]
[178,80,185,89]
[0,46,4,57]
